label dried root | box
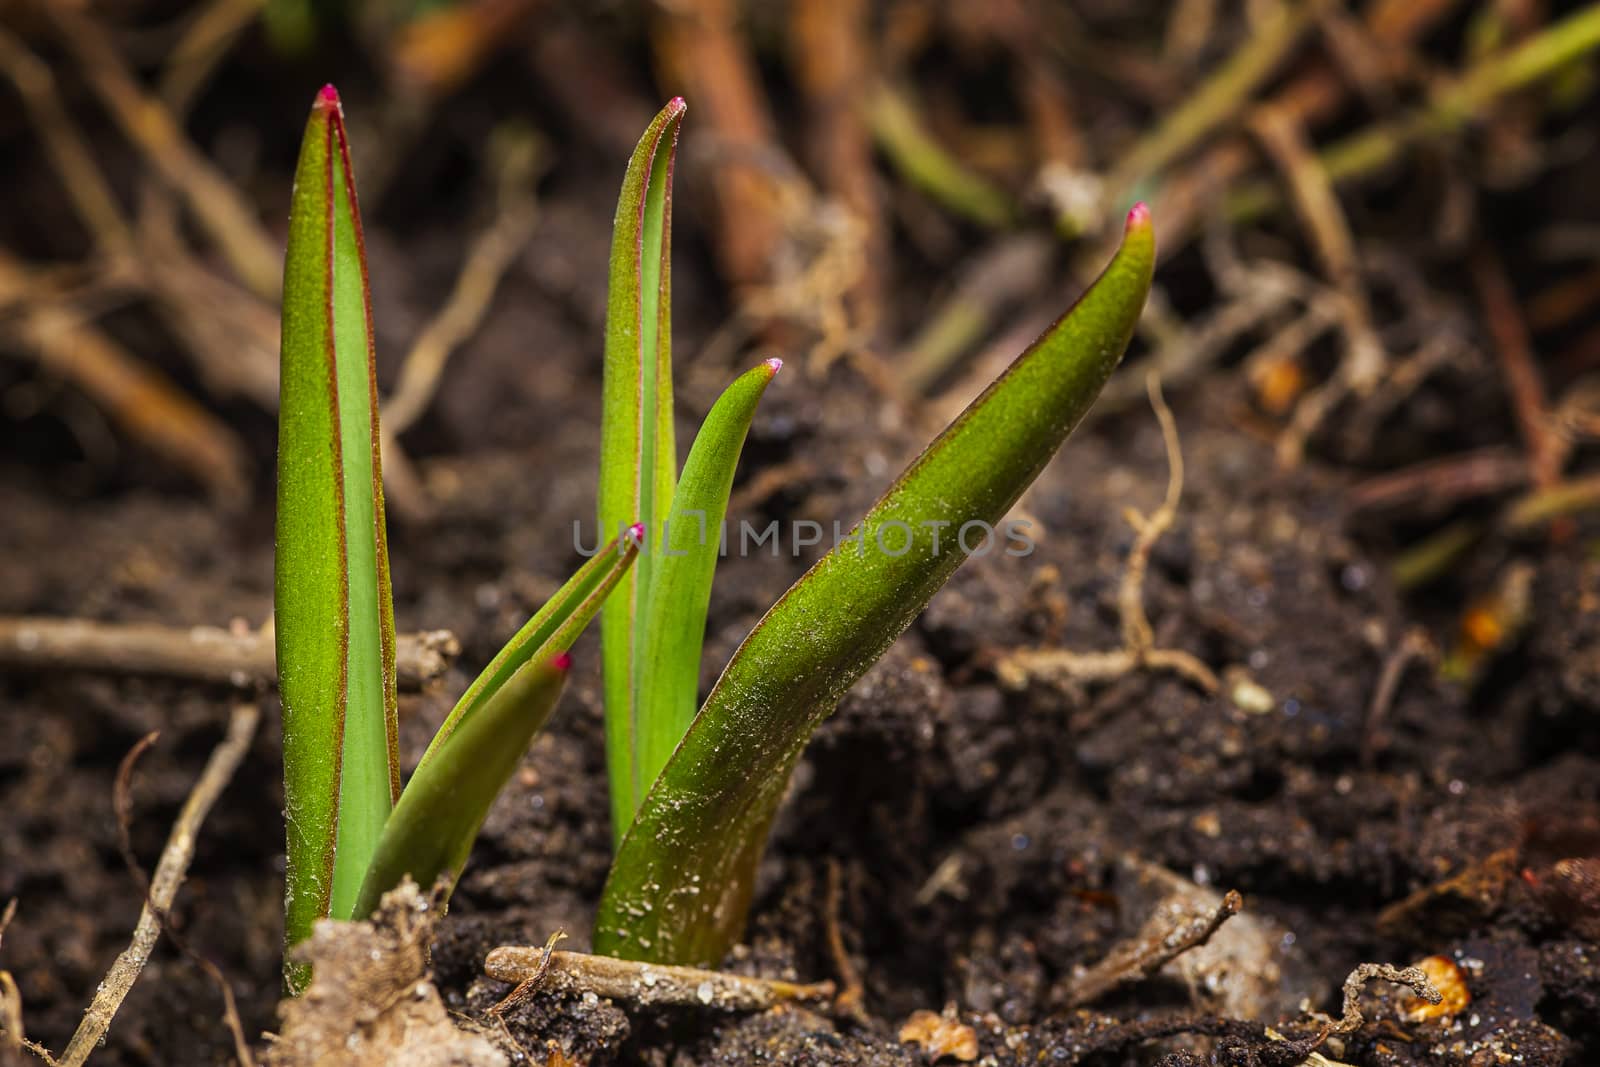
[998,375,1219,696]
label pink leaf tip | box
[626,522,646,545]
[1125,202,1151,230]
[666,96,688,115]
[764,357,784,375]
[551,652,573,672]
[316,83,341,109]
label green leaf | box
[415,526,642,773]
[595,205,1157,965]
[635,359,782,796]
[352,654,571,920]
[599,98,685,845]
[275,84,397,987]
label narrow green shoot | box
[599,98,685,843]
[352,654,572,919]
[595,205,1158,966]
[635,358,782,793]
[275,84,397,988]
[417,526,643,770]
[350,526,641,918]
[276,88,639,994]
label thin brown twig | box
[0,616,460,692]
[823,858,866,1018]
[1362,628,1434,768]
[135,188,281,411]
[1331,962,1440,1034]
[484,948,835,1013]
[383,136,542,437]
[0,250,251,505]
[1250,103,1385,395]
[488,929,567,1017]
[789,0,884,336]
[1347,446,1530,515]
[1063,889,1243,1008]
[0,26,280,418]
[1248,105,1388,469]
[60,705,258,1067]
[108,713,259,1067]
[1469,247,1566,490]
[43,5,282,299]
[159,0,267,116]
[0,27,133,255]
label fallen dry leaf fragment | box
[898,1005,978,1062]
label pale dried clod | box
[898,1006,978,1062]
[267,880,504,1067]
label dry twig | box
[59,705,258,1067]
[159,0,267,116]
[1362,628,1434,767]
[0,250,251,505]
[1063,889,1243,1008]
[484,947,834,1013]
[1249,104,1386,467]
[43,5,282,299]
[0,27,133,255]
[1469,247,1567,491]
[789,0,884,334]
[383,133,542,437]
[998,375,1219,694]
[1331,962,1440,1033]
[823,858,866,1018]
[0,616,460,692]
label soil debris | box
[1399,956,1469,1023]
[483,947,834,1013]
[898,1004,978,1062]
[266,880,504,1067]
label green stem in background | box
[635,359,782,797]
[595,205,1157,966]
[867,83,1015,228]
[1104,0,1329,201]
[600,99,684,845]
[1225,3,1600,221]
[353,654,572,919]
[275,85,397,990]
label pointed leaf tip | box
[552,652,573,672]
[317,83,341,109]
[764,357,783,375]
[1126,202,1151,230]
[666,96,687,115]
[627,522,647,545]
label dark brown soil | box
[3,3,1599,1065]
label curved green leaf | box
[596,206,1157,965]
[275,84,396,988]
[353,655,571,919]
[636,359,782,795]
[415,526,642,772]
[599,98,685,844]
